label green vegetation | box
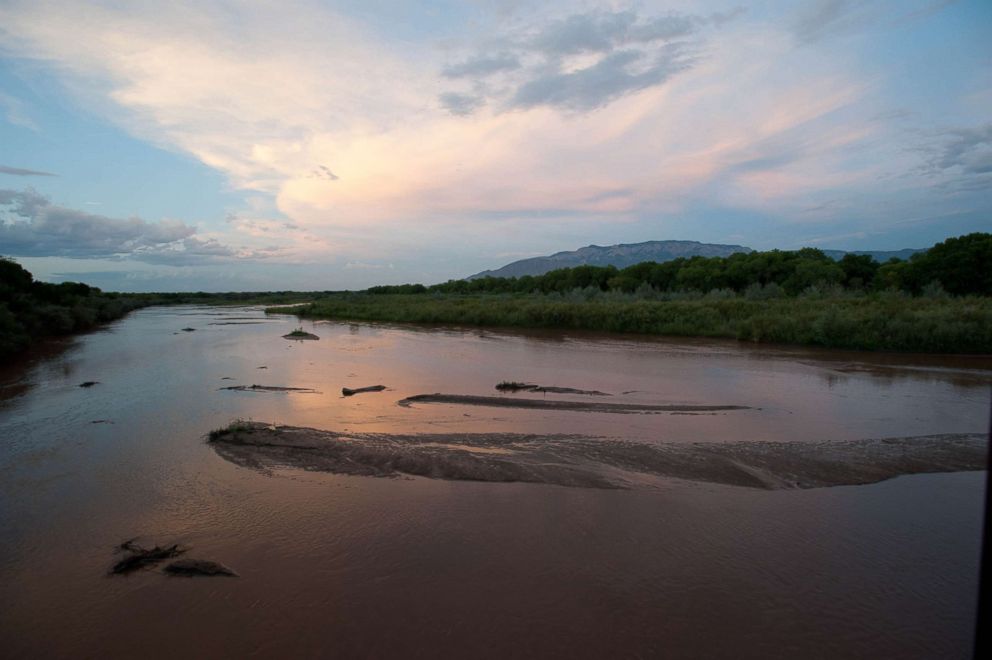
[271,293,992,353]
[0,257,153,360]
[365,233,992,298]
[4,233,990,357]
[208,419,255,441]
[269,234,992,354]
[496,381,538,392]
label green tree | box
[903,232,992,295]
[838,254,879,289]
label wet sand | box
[209,422,986,490]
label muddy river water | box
[0,305,989,658]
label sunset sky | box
[1,0,990,291]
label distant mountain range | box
[470,241,752,279]
[468,240,925,279]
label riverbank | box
[267,293,992,353]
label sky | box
[0,0,990,292]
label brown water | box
[0,305,989,658]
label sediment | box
[219,385,319,393]
[207,422,986,491]
[399,393,749,414]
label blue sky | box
[1,0,990,291]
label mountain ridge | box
[469,240,925,279]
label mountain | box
[469,240,753,279]
[469,240,928,279]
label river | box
[0,305,988,658]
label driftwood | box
[181,327,196,332]
[495,382,610,395]
[220,384,319,393]
[342,385,387,396]
[110,540,186,575]
[78,381,99,388]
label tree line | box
[0,257,151,359]
[366,233,992,298]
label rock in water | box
[164,558,239,577]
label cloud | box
[0,1,883,229]
[916,123,992,193]
[0,164,56,177]
[0,188,194,258]
[532,10,704,56]
[442,53,520,78]
[533,10,643,55]
[0,188,278,264]
[509,46,692,111]
[131,237,285,265]
[0,0,981,270]
[309,165,339,180]
[0,0,431,193]
[438,92,485,116]
[226,212,307,236]
[929,124,992,175]
[438,7,735,115]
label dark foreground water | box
[0,306,988,658]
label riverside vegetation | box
[1,257,151,360]
[4,233,990,357]
[271,233,992,354]
[0,257,320,360]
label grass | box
[266,292,992,354]
[208,419,255,441]
[496,381,538,391]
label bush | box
[273,292,992,353]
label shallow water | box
[0,306,989,658]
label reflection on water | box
[0,306,988,658]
